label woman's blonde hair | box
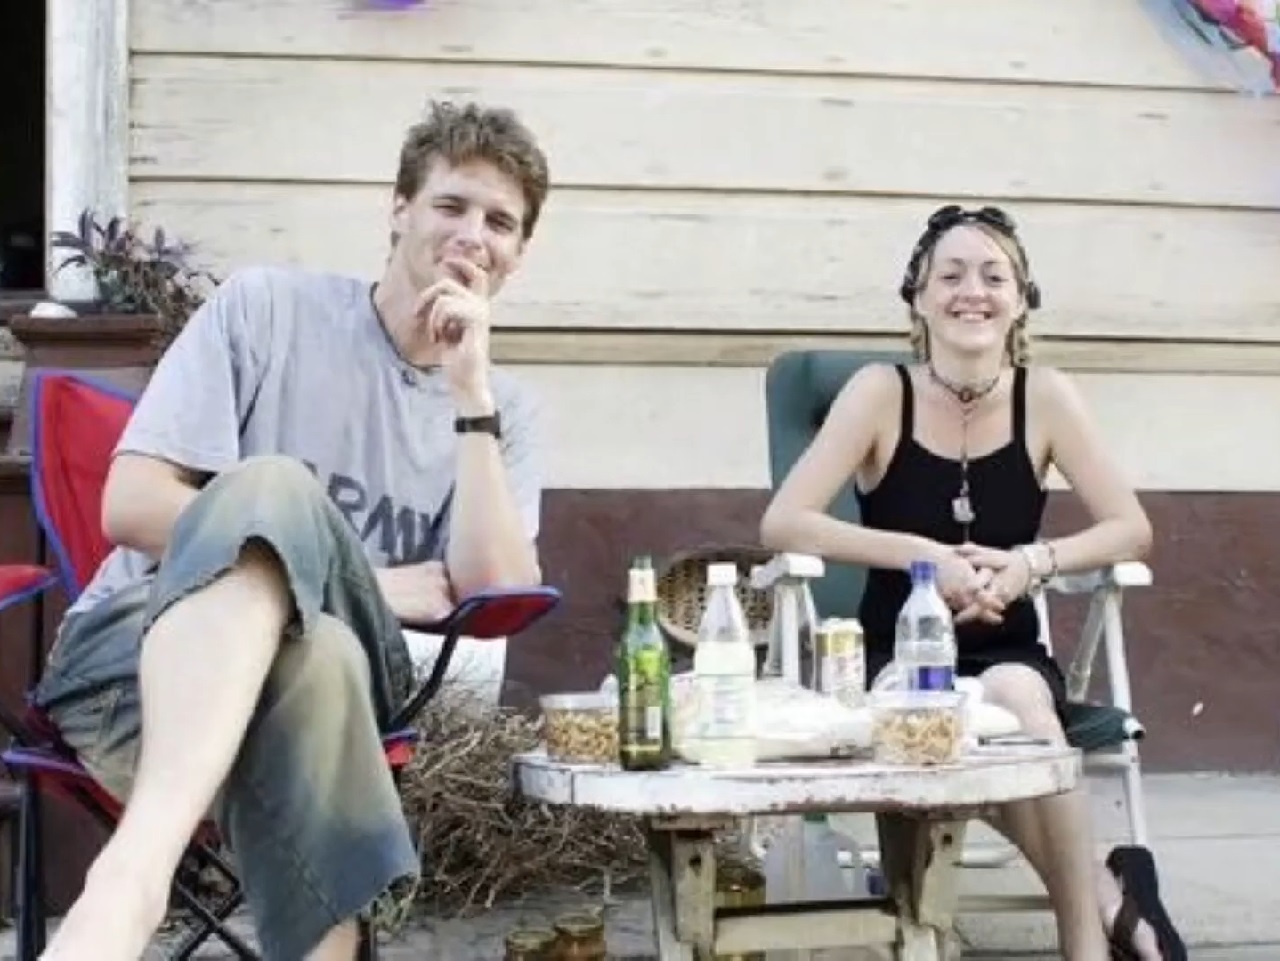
[900,207,1039,366]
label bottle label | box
[620,646,669,754]
[913,614,951,639]
[628,569,657,603]
[621,698,664,745]
[908,666,955,692]
[644,705,662,740]
[696,676,753,737]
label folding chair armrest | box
[388,585,562,732]
[749,554,824,685]
[440,584,563,639]
[750,552,825,591]
[0,565,58,744]
[0,565,57,617]
[1047,561,1152,596]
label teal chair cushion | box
[764,349,910,621]
[763,349,1140,751]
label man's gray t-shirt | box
[70,265,543,618]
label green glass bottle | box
[617,556,673,771]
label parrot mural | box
[1146,0,1280,92]
[1194,0,1280,85]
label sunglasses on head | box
[899,204,1041,309]
[925,204,1019,237]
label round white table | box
[513,746,1079,961]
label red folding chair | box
[0,370,561,960]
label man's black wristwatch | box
[454,413,501,439]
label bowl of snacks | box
[870,689,967,766]
[539,692,619,765]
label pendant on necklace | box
[952,494,975,525]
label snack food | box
[540,693,619,764]
[871,690,965,765]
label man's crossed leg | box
[36,457,419,961]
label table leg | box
[876,814,968,961]
[647,824,718,961]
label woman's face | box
[914,224,1025,361]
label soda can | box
[814,618,865,708]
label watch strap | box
[454,413,501,439]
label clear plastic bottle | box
[893,559,957,692]
[769,814,859,897]
[692,562,758,768]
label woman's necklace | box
[927,364,1001,537]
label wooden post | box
[46,0,129,301]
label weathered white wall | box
[514,365,1280,493]
[124,0,1280,490]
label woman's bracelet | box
[1014,541,1057,594]
[1012,545,1039,595]
[1036,539,1060,580]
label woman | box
[760,205,1182,961]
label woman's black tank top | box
[855,365,1047,658]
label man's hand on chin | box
[414,257,494,405]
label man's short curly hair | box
[393,100,550,241]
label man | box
[35,100,550,961]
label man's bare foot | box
[40,850,169,961]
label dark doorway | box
[1,0,46,297]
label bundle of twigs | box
[390,687,649,919]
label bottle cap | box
[628,564,657,602]
[909,559,937,585]
[706,562,738,587]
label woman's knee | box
[980,664,1064,742]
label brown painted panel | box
[509,489,1280,774]
[502,489,772,709]
[1047,493,1280,773]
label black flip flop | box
[1106,845,1189,961]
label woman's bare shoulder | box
[832,361,902,409]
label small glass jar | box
[552,912,607,961]
[504,926,556,961]
[709,847,766,961]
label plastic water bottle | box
[692,562,758,768]
[763,814,855,901]
[894,560,956,691]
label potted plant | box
[43,208,218,347]
[3,209,219,452]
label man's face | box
[389,157,529,297]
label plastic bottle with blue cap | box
[894,559,956,692]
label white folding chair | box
[752,554,1153,914]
